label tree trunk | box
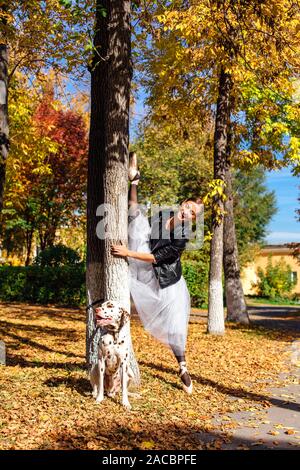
[223,123,249,324]
[25,228,34,266]
[207,67,231,335]
[39,231,47,252]
[38,222,57,251]
[0,34,9,214]
[223,162,250,325]
[86,0,139,384]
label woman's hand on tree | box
[111,244,129,258]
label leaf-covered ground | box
[0,302,298,450]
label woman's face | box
[177,200,201,221]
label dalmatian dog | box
[89,300,134,410]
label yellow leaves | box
[203,179,227,203]
[0,11,13,23]
[150,0,300,113]
[20,143,30,156]
[140,440,155,449]
[204,230,213,242]
[236,150,261,169]
[289,136,300,155]
[4,73,61,207]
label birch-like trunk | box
[207,68,231,335]
[86,0,139,384]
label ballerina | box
[111,152,202,394]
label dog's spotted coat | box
[89,300,134,409]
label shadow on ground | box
[36,420,300,450]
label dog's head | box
[95,301,130,331]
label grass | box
[245,296,300,307]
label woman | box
[111,152,202,394]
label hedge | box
[182,260,208,308]
[0,260,208,308]
[0,265,86,306]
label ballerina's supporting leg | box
[169,344,192,392]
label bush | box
[0,265,85,306]
[0,256,209,308]
[253,255,296,300]
[34,244,82,267]
[182,259,208,308]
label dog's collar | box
[86,298,106,312]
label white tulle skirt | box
[128,209,191,356]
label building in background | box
[241,244,300,296]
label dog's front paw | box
[95,395,104,404]
[122,400,132,411]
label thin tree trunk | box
[0,24,9,214]
[44,223,57,248]
[25,228,34,266]
[86,0,139,384]
[39,231,47,251]
[223,167,250,324]
[207,67,231,335]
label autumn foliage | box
[1,77,88,263]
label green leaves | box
[58,0,73,7]
[254,254,296,300]
[96,4,107,18]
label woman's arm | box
[111,244,156,263]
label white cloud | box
[265,231,300,243]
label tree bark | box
[207,67,231,335]
[86,0,139,384]
[0,15,9,215]
[25,227,34,266]
[223,149,250,325]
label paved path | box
[191,303,300,450]
[213,361,300,450]
[190,303,300,332]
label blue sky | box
[264,167,299,244]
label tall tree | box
[0,75,87,264]
[33,85,88,251]
[207,68,231,334]
[136,0,300,333]
[86,0,139,384]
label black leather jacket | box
[148,209,190,289]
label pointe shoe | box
[128,151,140,183]
[179,361,193,395]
